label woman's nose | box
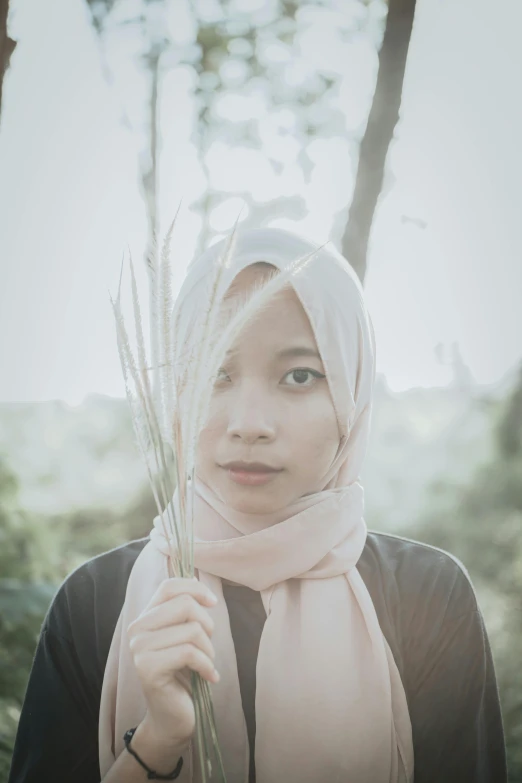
[226,384,276,444]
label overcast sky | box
[0,0,521,405]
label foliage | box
[0,459,65,779]
[407,365,522,781]
[83,0,388,249]
[0,455,153,781]
[1,367,522,778]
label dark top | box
[8,532,507,783]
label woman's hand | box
[127,576,220,750]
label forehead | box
[220,262,317,345]
[223,261,276,298]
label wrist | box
[132,718,189,772]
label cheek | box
[289,394,340,462]
[195,412,223,468]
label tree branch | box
[341,0,417,284]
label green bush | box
[0,455,156,780]
[407,367,522,781]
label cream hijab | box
[99,228,414,783]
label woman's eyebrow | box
[222,345,322,361]
[275,346,321,359]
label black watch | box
[123,727,184,780]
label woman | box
[9,228,507,783]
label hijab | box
[99,227,413,782]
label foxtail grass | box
[109,213,324,782]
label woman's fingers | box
[130,620,216,662]
[126,579,221,747]
[128,577,221,698]
[144,577,218,613]
[134,643,220,686]
[129,592,216,638]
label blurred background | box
[1,0,521,779]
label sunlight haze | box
[0,0,521,405]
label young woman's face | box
[195,264,340,514]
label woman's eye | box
[214,367,325,387]
[282,368,325,387]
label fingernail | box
[209,592,218,603]
[213,669,220,682]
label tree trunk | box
[341,0,417,284]
[0,0,16,122]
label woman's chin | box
[222,488,282,515]
[213,477,288,515]
[198,468,297,514]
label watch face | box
[123,727,137,744]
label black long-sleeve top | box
[8,532,507,783]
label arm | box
[408,606,507,783]
[101,718,187,783]
[7,626,101,783]
[7,625,188,783]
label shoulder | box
[362,536,508,780]
[58,537,149,602]
[45,538,149,663]
[359,531,480,659]
[361,530,478,616]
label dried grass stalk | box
[110,214,323,781]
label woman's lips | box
[224,467,283,486]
